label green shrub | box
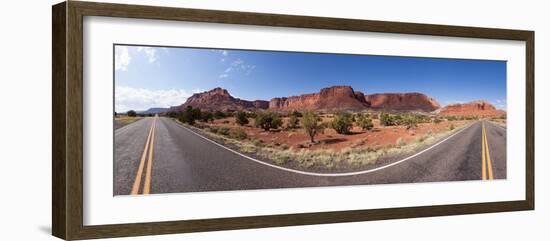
[403,114,418,130]
[230,127,247,140]
[200,111,214,122]
[356,113,374,131]
[213,110,227,119]
[331,112,353,134]
[254,112,282,131]
[235,111,249,126]
[433,117,442,124]
[380,112,396,126]
[219,127,230,136]
[287,115,300,129]
[127,110,137,117]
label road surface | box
[114,117,506,195]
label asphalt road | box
[114,117,506,195]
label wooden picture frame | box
[52,1,534,240]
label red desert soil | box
[205,117,472,152]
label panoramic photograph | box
[113,45,507,196]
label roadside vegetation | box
[169,106,472,170]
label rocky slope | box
[365,93,441,112]
[438,100,505,117]
[170,87,269,112]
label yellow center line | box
[481,123,487,180]
[143,117,156,194]
[483,123,494,180]
[130,117,156,195]
[481,122,494,180]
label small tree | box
[235,111,249,126]
[302,111,324,143]
[331,112,353,134]
[356,113,374,131]
[127,110,137,117]
[287,115,299,129]
[254,112,282,131]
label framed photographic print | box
[52,1,534,240]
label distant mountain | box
[438,100,505,117]
[138,107,169,115]
[170,87,269,112]
[169,86,445,113]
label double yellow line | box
[131,117,157,195]
[481,122,494,180]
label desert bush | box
[356,113,374,131]
[380,112,396,126]
[396,137,406,148]
[219,127,230,136]
[209,126,219,134]
[178,106,202,125]
[449,124,455,130]
[230,127,247,140]
[433,117,443,124]
[167,111,178,118]
[291,110,303,118]
[331,112,353,134]
[403,114,418,130]
[213,110,227,119]
[254,112,282,131]
[235,111,249,126]
[302,111,324,143]
[127,110,137,117]
[200,111,214,122]
[287,115,300,129]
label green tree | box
[331,112,353,134]
[235,111,249,126]
[302,111,324,143]
[356,113,374,131]
[254,112,282,131]
[127,110,137,117]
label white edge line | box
[174,119,475,177]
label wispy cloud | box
[115,46,131,71]
[219,74,229,79]
[137,47,158,63]
[115,86,199,112]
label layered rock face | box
[170,87,268,112]
[170,86,449,113]
[364,93,441,112]
[438,100,505,117]
[268,86,370,111]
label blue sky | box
[114,45,506,112]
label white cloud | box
[494,99,507,110]
[115,86,197,112]
[115,46,131,71]
[219,74,229,79]
[137,47,158,63]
